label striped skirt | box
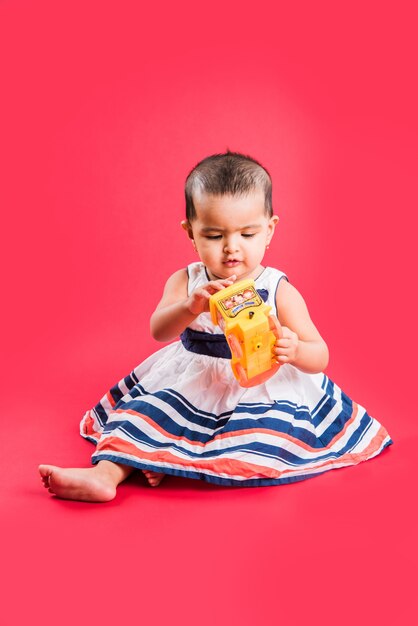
[80,341,392,487]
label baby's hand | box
[186,275,236,316]
[273,326,299,365]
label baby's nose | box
[224,238,239,253]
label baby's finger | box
[273,345,282,354]
[198,289,213,300]
[216,275,237,288]
[275,354,291,364]
[207,279,234,293]
[275,338,291,348]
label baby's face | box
[183,190,278,281]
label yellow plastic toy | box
[209,278,282,387]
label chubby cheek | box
[243,242,261,260]
[198,240,221,257]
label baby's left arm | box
[275,280,329,374]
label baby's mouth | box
[223,259,241,266]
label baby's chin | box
[210,269,241,281]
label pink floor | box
[2,1,417,624]
[2,349,416,625]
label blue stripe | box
[317,390,354,441]
[108,382,125,404]
[324,377,335,396]
[235,401,310,419]
[311,377,331,414]
[116,395,231,431]
[83,435,99,444]
[311,395,338,428]
[116,386,234,423]
[91,452,331,487]
[90,371,142,427]
[343,413,373,452]
[219,416,320,448]
[93,405,107,427]
[104,403,228,443]
[163,388,234,419]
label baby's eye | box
[241,233,256,238]
[205,235,222,240]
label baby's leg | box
[39,460,134,502]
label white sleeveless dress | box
[80,262,392,486]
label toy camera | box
[209,278,282,387]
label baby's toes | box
[142,469,165,487]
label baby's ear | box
[181,220,193,239]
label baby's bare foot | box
[142,469,165,487]
[39,464,117,502]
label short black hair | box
[185,151,273,221]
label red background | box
[1,1,417,624]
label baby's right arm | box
[150,269,236,342]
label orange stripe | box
[106,392,117,408]
[95,425,390,480]
[81,414,101,440]
[112,402,359,453]
[95,435,280,478]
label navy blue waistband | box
[180,328,232,359]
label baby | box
[40,151,392,501]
